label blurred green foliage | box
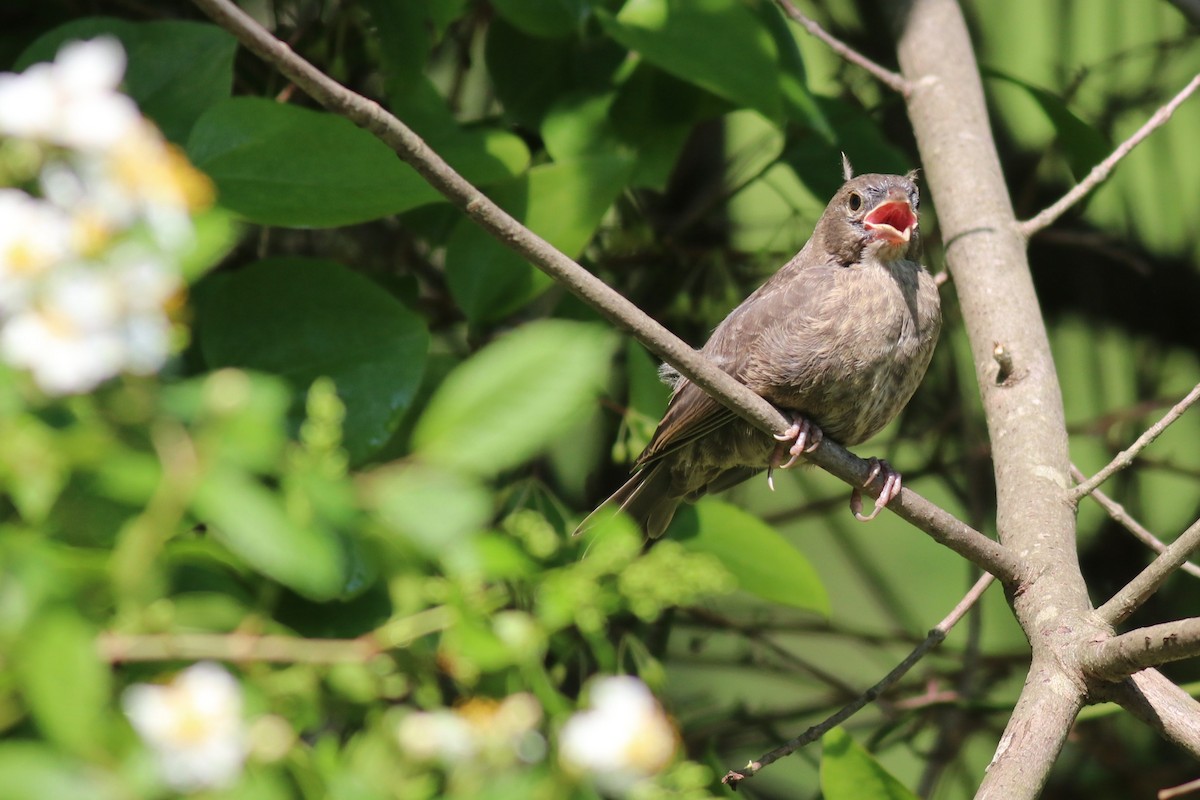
[1,1,1198,799]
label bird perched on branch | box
[579,160,941,538]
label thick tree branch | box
[190,0,1020,584]
[721,573,995,788]
[1071,464,1200,579]
[897,0,1090,797]
[1085,618,1200,681]
[1098,516,1200,626]
[776,0,912,95]
[1019,74,1200,237]
[1072,381,1200,501]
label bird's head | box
[817,172,921,264]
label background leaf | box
[444,156,634,322]
[187,99,525,227]
[598,0,824,131]
[18,18,236,143]
[412,320,617,475]
[196,258,430,464]
[672,498,829,613]
[193,468,345,600]
[491,0,589,38]
[821,727,920,800]
[15,609,111,757]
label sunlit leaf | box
[15,609,110,756]
[187,99,525,227]
[672,498,828,613]
[822,727,920,800]
[444,156,634,322]
[193,468,344,600]
[412,320,617,475]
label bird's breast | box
[754,260,940,445]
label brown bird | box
[580,162,941,538]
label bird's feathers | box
[580,170,940,537]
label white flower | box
[0,190,75,311]
[0,260,156,394]
[559,676,677,795]
[122,662,247,793]
[397,693,545,767]
[0,38,204,395]
[0,37,139,151]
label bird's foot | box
[850,458,902,521]
[767,415,824,491]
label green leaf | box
[492,0,589,38]
[193,468,344,600]
[444,155,634,322]
[186,98,434,227]
[598,0,810,126]
[783,96,914,200]
[15,608,111,756]
[485,17,626,128]
[412,320,617,476]
[161,369,292,474]
[179,207,241,283]
[187,99,525,227]
[359,0,431,93]
[197,258,430,464]
[0,743,121,800]
[672,499,828,613]
[17,18,236,144]
[821,727,920,800]
[607,64,729,190]
[363,463,493,555]
[984,68,1110,181]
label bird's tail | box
[573,462,680,539]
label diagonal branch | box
[775,0,912,95]
[721,573,995,788]
[1095,668,1200,761]
[190,0,1020,585]
[1098,516,1200,626]
[1085,618,1200,681]
[1072,382,1200,501]
[1071,464,1200,580]
[1020,73,1200,237]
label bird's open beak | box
[864,199,917,245]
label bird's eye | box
[848,192,862,212]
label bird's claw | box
[767,416,824,491]
[849,457,902,521]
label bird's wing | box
[636,381,736,466]
[636,254,827,467]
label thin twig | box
[99,631,378,664]
[99,605,461,664]
[721,573,995,788]
[1071,464,1200,579]
[190,0,1021,585]
[1020,73,1200,237]
[1086,617,1200,681]
[1160,776,1200,800]
[1098,516,1200,626]
[684,608,862,697]
[1072,382,1200,501]
[775,0,912,95]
